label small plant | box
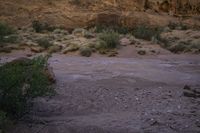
[32,20,44,33]
[0,22,16,44]
[37,38,52,49]
[98,30,120,49]
[0,111,11,133]
[68,0,81,5]
[168,22,188,30]
[32,20,55,33]
[132,25,162,41]
[79,46,92,57]
[0,56,54,119]
[95,25,130,34]
[168,22,178,30]
[168,42,188,53]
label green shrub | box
[0,111,11,133]
[168,22,188,30]
[37,38,52,49]
[32,20,45,33]
[168,42,188,53]
[79,47,92,57]
[0,22,14,37]
[132,25,162,41]
[0,22,16,44]
[68,0,97,6]
[0,56,54,119]
[95,25,130,34]
[32,20,55,33]
[168,22,178,30]
[68,0,81,5]
[98,30,120,49]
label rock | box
[183,85,200,98]
[53,29,69,35]
[63,35,75,40]
[120,38,131,46]
[26,54,33,57]
[163,27,171,32]
[48,45,62,53]
[83,30,95,38]
[0,47,12,53]
[137,50,146,55]
[30,46,44,53]
[72,28,94,38]
[62,43,79,54]
[1,0,200,31]
[53,29,62,34]
[108,50,118,57]
[25,41,38,46]
[72,28,86,37]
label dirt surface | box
[2,53,200,133]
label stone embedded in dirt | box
[0,47,12,53]
[120,38,131,46]
[53,29,69,35]
[150,50,156,53]
[183,85,200,98]
[26,54,33,57]
[183,85,191,90]
[30,46,44,53]
[108,50,118,57]
[137,50,146,55]
[48,45,62,53]
[62,43,79,54]
[25,41,39,46]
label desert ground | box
[0,0,200,133]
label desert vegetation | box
[0,22,17,44]
[0,1,200,133]
[0,56,55,132]
[0,20,200,57]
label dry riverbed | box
[1,51,199,133]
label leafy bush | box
[0,56,54,119]
[68,0,97,6]
[0,111,11,133]
[132,25,162,41]
[168,22,188,30]
[37,38,53,49]
[32,20,55,33]
[98,30,120,49]
[32,20,45,33]
[79,47,92,57]
[95,25,130,34]
[168,42,188,53]
[0,22,16,44]
[68,0,81,5]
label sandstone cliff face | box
[0,0,199,29]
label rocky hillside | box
[0,0,200,29]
